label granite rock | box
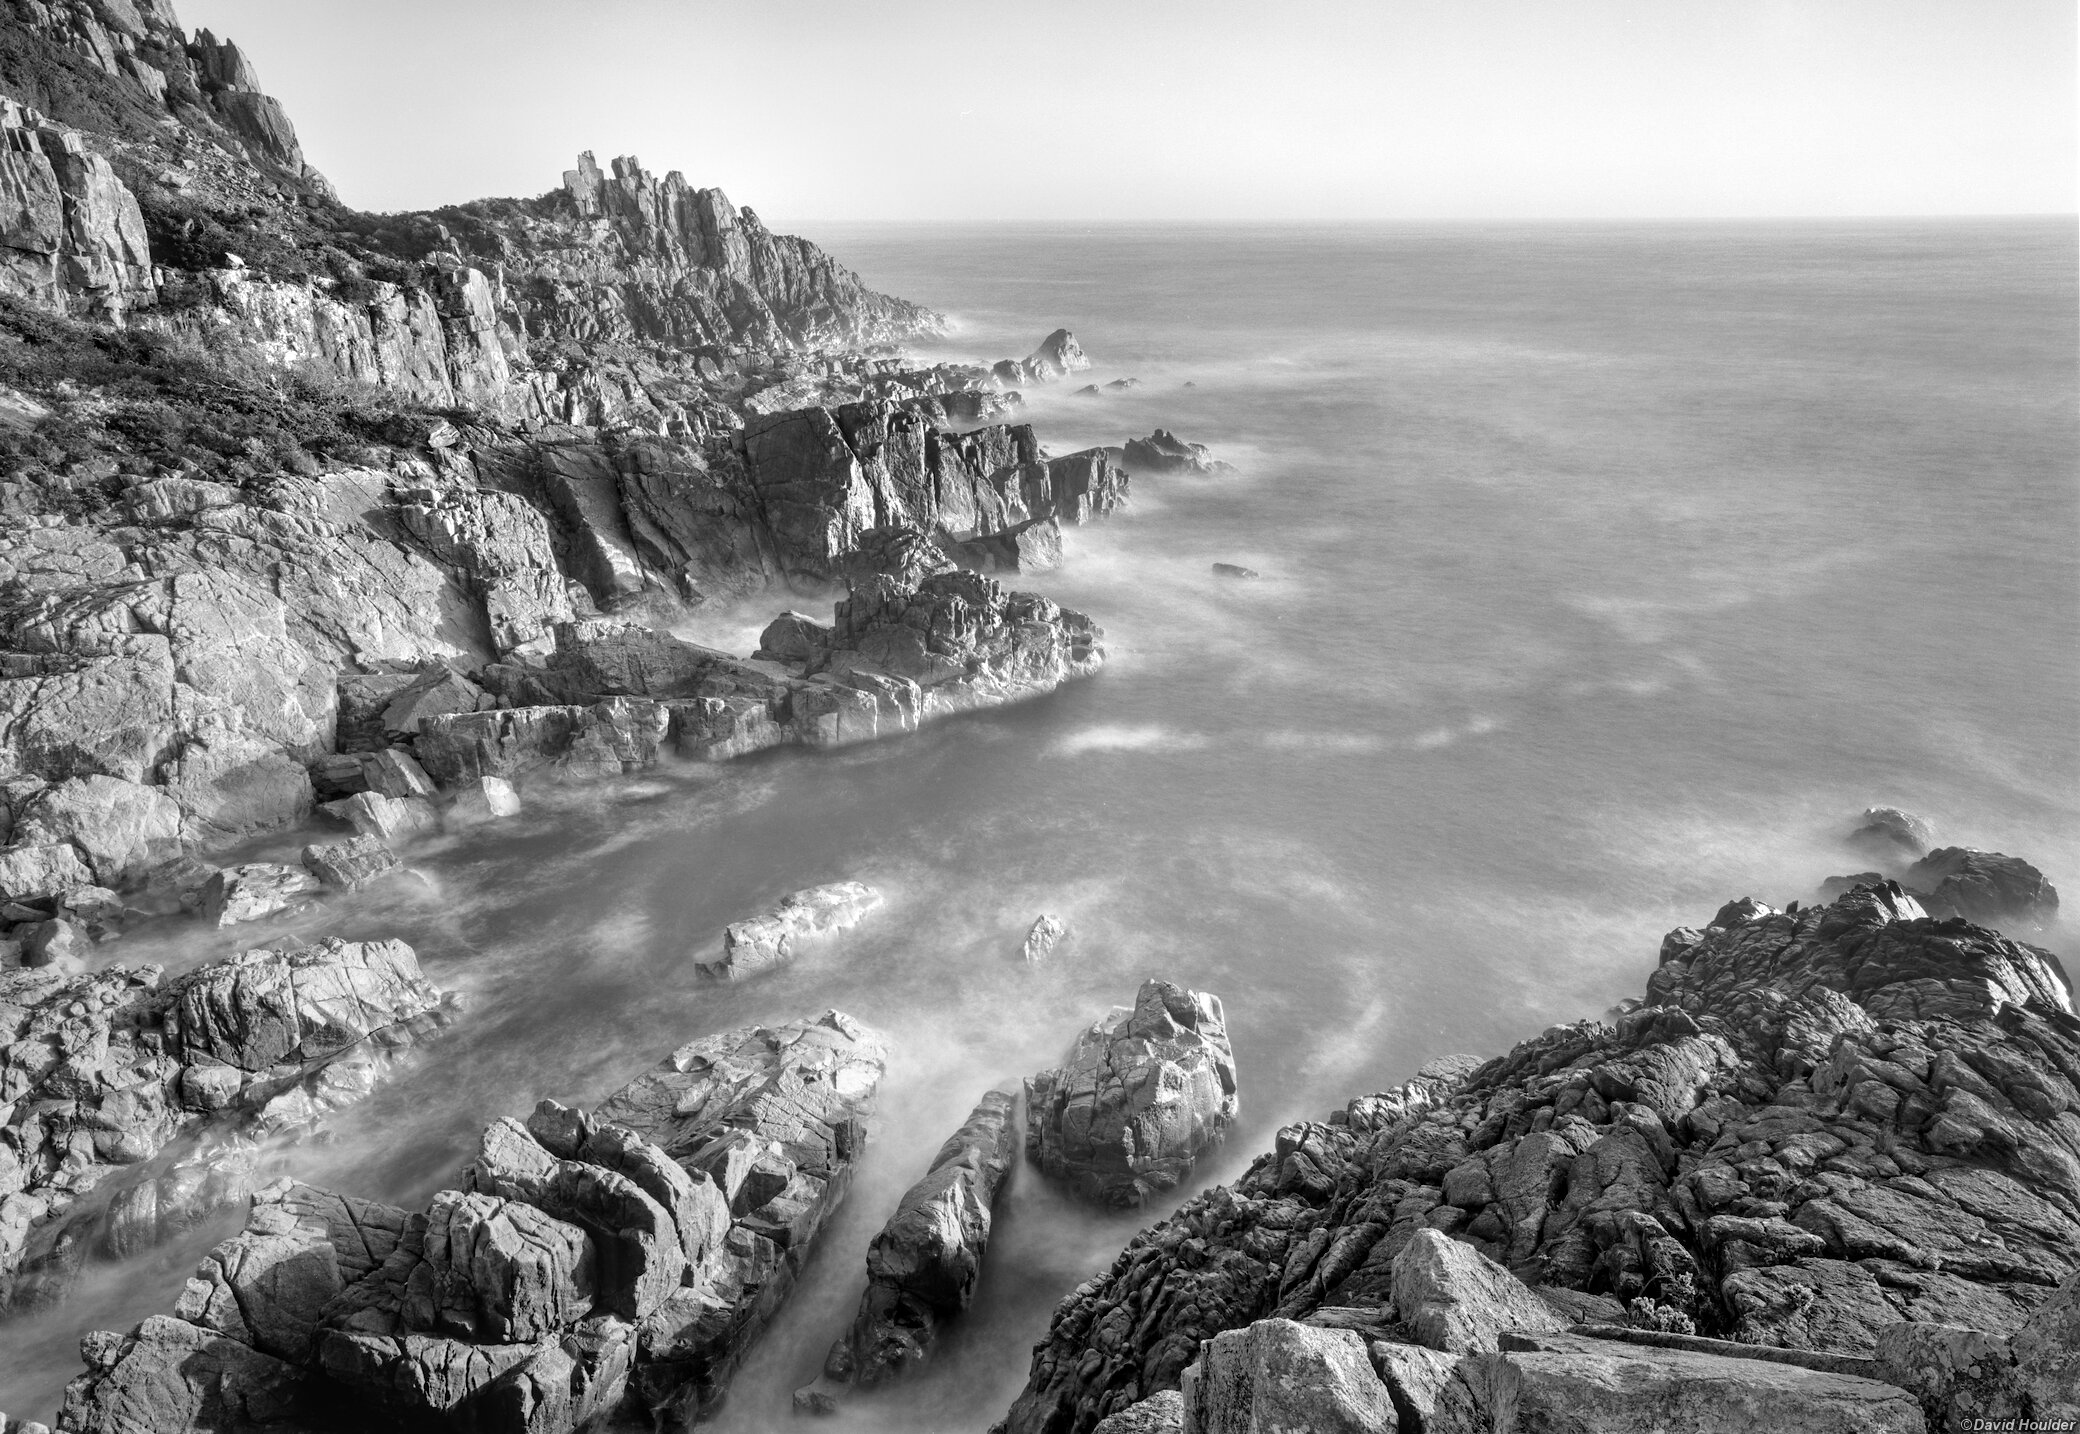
[705,881,883,979]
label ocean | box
[2,218,2074,1427]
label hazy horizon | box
[176,0,2075,225]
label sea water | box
[2,219,2074,1427]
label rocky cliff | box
[998,881,2079,1434]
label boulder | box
[57,1316,306,1434]
[1391,1228,1571,1353]
[0,841,93,903]
[300,835,399,891]
[1848,807,1935,864]
[200,863,320,927]
[13,775,181,888]
[319,791,437,843]
[1025,978,1238,1206]
[991,329,1090,387]
[1022,914,1067,964]
[800,1089,1017,1406]
[1180,1319,1396,1434]
[754,611,832,666]
[704,881,883,979]
[1903,847,2060,930]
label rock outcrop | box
[57,1009,889,1433]
[1121,430,1233,477]
[0,100,153,319]
[1,937,447,1313]
[993,330,1089,388]
[797,1088,1018,1411]
[1903,848,2060,931]
[997,882,2079,1434]
[705,881,883,980]
[1025,979,1239,1208]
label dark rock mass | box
[797,1088,1019,1411]
[997,882,2078,1434]
[1848,807,1936,865]
[1025,979,1240,1208]
[56,1010,889,1434]
[1903,847,2061,932]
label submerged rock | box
[1023,914,1067,964]
[704,881,883,979]
[1848,806,1935,864]
[1122,429,1233,476]
[1025,979,1239,1207]
[799,1089,1018,1410]
[1903,847,2060,931]
[1212,563,1261,580]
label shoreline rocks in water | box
[1023,914,1067,964]
[0,938,448,1315]
[1025,979,1239,1208]
[993,329,1091,388]
[56,1009,890,1434]
[797,1088,1019,1412]
[1121,430,1234,477]
[1211,563,1260,580]
[995,880,2078,1434]
[704,881,883,980]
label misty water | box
[3,219,2076,1427]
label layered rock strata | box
[998,881,2079,1433]
[1025,979,1239,1208]
[0,937,447,1313]
[56,1009,889,1434]
[797,1088,1019,1411]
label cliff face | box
[0,0,941,427]
[999,883,2080,1434]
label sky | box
[176,1,2076,223]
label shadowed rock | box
[798,1089,1018,1411]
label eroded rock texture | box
[1026,979,1239,1209]
[798,1089,1018,1410]
[0,937,445,1313]
[998,882,2078,1434]
[58,1009,889,1434]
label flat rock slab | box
[703,881,882,979]
[1452,1332,1927,1434]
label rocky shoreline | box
[0,5,2074,1434]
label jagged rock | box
[1180,1319,1396,1434]
[2,939,443,1313]
[1211,563,1260,580]
[1092,1390,1184,1434]
[300,835,399,891]
[357,750,437,801]
[0,841,93,903]
[1903,848,2060,931]
[996,883,2078,1434]
[1025,979,1239,1207]
[704,881,883,979]
[0,101,154,319]
[200,863,320,926]
[1023,914,1067,964]
[992,329,1090,387]
[800,1089,1017,1408]
[1820,872,1889,903]
[1849,808,1935,864]
[1390,1228,1571,1353]
[445,776,522,825]
[1458,1332,1927,1433]
[1122,429,1233,476]
[2011,1269,2080,1421]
